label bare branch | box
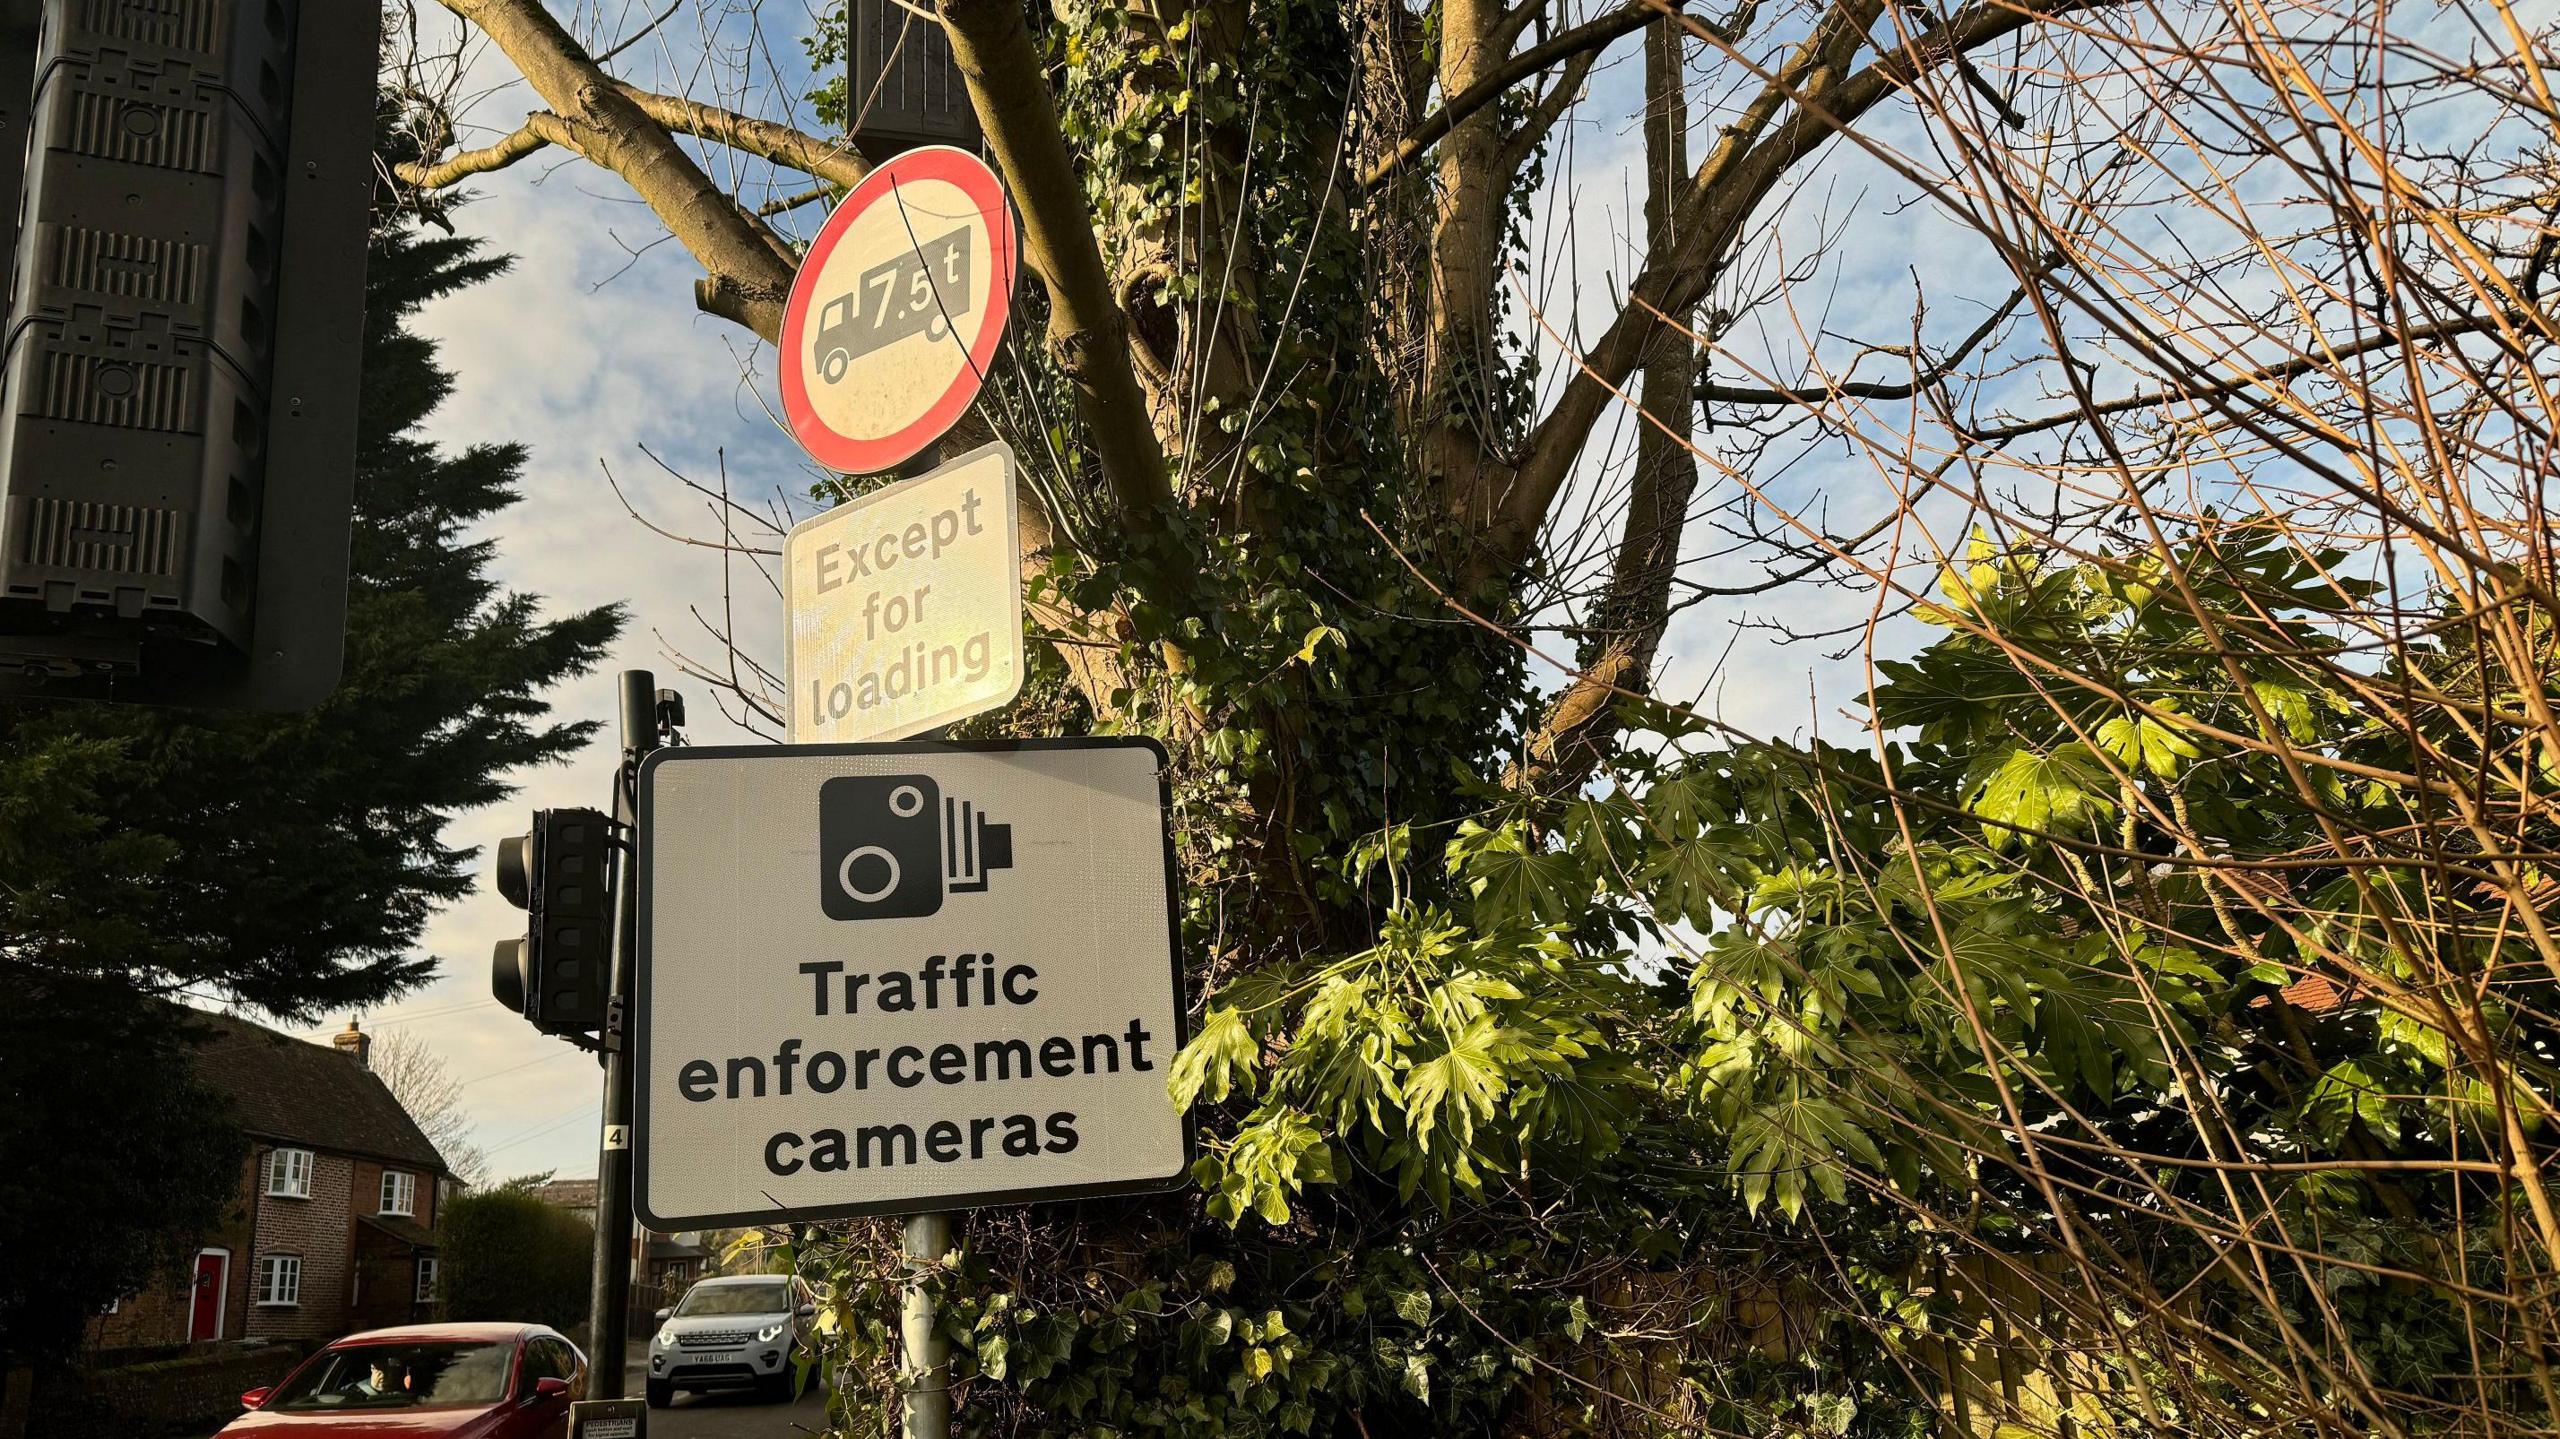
[1363,0,1691,190]
[1488,0,2098,581]
[433,0,796,339]
[392,112,576,189]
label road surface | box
[621,1342,828,1437]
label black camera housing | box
[820,774,948,920]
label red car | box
[218,1322,587,1438]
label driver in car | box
[347,1359,408,1400]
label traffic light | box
[0,0,379,709]
[847,0,978,157]
[492,808,615,1035]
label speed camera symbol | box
[818,774,1014,921]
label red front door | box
[188,1250,227,1341]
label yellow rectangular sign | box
[784,443,1024,742]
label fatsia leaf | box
[2096,710,2203,780]
[1169,1005,1261,1110]
[2249,678,2322,743]
[1728,1091,1883,1219]
[1463,829,1584,927]
[1403,1016,1514,1156]
[1965,743,2117,848]
[1643,765,1727,838]
[1643,834,1737,928]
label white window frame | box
[379,1169,415,1217]
[415,1257,439,1305]
[264,1148,312,1198]
[254,1255,301,1308]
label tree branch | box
[435,0,796,337]
[398,87,871,199]
[1694,273,2038,405]
[1498,46,1601,178]
[1363,0,1688,190]
[938,0,1176,530]
[393,112,577,190]
[1961,313,2506,442]
[618,85,871,191]
[1486,0,2094,582]
[1515,15,1697,795]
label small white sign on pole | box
[785,442,1025,743]
[632,739,1193,1225]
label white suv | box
[646,1274,815,1407]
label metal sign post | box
[589,672,679,1398]
[768,138,1030,1439]
[902,1210,952,1438]
[781,440,1027,1439]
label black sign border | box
[632,736,1196,1228]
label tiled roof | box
[359,1213,439,1248]
[533,1178,597,1210]
[181,1010,447,1173]
[2277,974,2353,1012]
[2248,972,2359,1013]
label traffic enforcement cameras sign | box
[633,739,1192,1225]
[784,442,1024,744]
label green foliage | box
[0,101,618,1357]
[436,1184,594,1333]
[814,519,2545,1431]
[1194,901,1648,1215]
[787,0,2545,1427]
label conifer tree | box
[0,110,622,1356]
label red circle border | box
[779,146,1019,475]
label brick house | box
[86,1015,451,1351]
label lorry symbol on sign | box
[812,227,974,383]
[819,773,1014,921]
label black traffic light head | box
[847,0,979,160]
[491,808,615,1034]
[0,0,379,710]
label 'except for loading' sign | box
[780,145,1019,475]
[785,442,1025,743]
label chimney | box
[333,1018,370,1070]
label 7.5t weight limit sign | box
[780,146,1017,475]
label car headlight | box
[756,1322,785,1344]
[655,1328,676,1347]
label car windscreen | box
[265,1341,515,1410]
[675,1281,790,1317]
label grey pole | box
[900,728,956,1437]
[901,1211,952,1438]
[586,670,660,1395]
